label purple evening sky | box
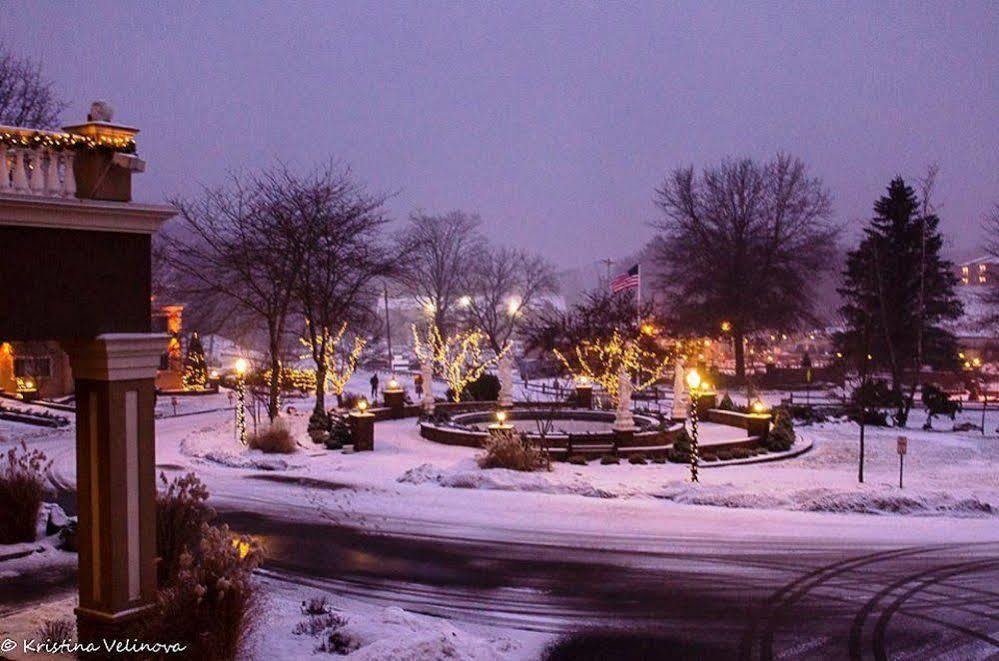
[2,2,996,268]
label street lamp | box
[686,368,702,483]
[234,358,248,445]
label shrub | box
[667,427,692,464]
[715,450,733,461]
[718,393,736,411]
[36,618,74,644]
[144,525,262,661]
[325,414,351,449]
[248,418,297,454]
[156,472,216,585]
[628,453,647,465]
[0,442,52,543]
[651,455,666,464]
[566,454,588,465]
[446,372,501,403]
[731,447,752,459]
[294,611,347,637]
[599,454,620,465]
[340,391,364,411]
[921,383,961,430]
[302,594,331,616]
[701,453,718,462]
[478,429,549,471]
[421,409,451,425]
[766,407,796,451]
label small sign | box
[897,436,908,455]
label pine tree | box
[182,332,209,390]
[835,177,962,425]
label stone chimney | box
[62,101,145,202]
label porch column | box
[61,333,166,641]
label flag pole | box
[636,264,641,326]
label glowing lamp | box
[210,369,220,380]
[641,323,655,336]
[357,399,368,412]
[577,375,590,386]
[24,379,34,390]
[751,400,767,414]
[235,358,248,376]
[721,320,732,332]
[388,378,399,389]
[496,410,508,424]
[685,369,701,391]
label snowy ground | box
[1,371,997,658]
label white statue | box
[498,351,514,407]
[88,100,114,122]
[613,366,636,431]
[672,358,688,420]
[421,360,435,413]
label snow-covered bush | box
[921,383,961,430]
[718,392,736,411]
[599,454,619,465]
[0,441,52,543]
[248,418,297,454]
[340,391,364,410]
[325,413,351,449]
[149,474,262,659]
[628,453,647,465]
[156,472,216,584]
[566,454,588,465]
[477,429,549,471]
[766,408,795,451]
[145,524,262,661]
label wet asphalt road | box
[219,509,999,660]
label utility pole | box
[600,258,614,286]
[383,282,393,375]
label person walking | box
[414,372,424,399]
[370,373,379,403]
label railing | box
[0,126,77,198]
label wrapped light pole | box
[235,358,248,445]
[686,368,702,483]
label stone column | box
[574,383,593,409]
[671,359,688,422]
[61,333,166,642]
[498,352,514,408]
[349,411,375,451]
[383,386,405,419]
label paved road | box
[219,509,999,660]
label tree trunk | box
[314,364,327,417]
[268,335,281,422]
[858,418,866,483]
[733,330,746,380]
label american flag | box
[610,264,640,293]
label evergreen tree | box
[182,332,209,390]
[835,177,962,425]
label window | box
[14,356,52,378]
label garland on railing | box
[0,129,136,153]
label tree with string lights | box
[413,324,502,403]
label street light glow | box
[686,368,701,391]
[235,358,248,375]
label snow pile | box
[398,462,616,499]
[199,449,297,471]
[338,606,511,660]
[180,419,306,471]
[656,481,995,517]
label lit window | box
[962,266,970,274]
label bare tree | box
[396,211,484,333]
[983,204,999,326]
[653,153,837,379]
[287,165,396,420]
[166,170,307,421]
[460,246,558,354]
[0,49,66,128]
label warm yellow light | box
[751,400,767,414]
[235,358,248,375]
[506,297,521,316]
[701,381,711,392]
[720,320,732,332]
[685,369,701,391]
[866,354,873,361]
[964,361,972,369]
[641,323,656,336]
[388,378,399,389]
[577,375,590,386]
[423,300,436,315]
[972,357,982,367]
[232,539,251,559]
[24,379,34,390]
[210,369,220,379]
[357,399,368,412]
[496,410,508,423]
[958,352,966,359]
[835,352,843,358]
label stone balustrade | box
[0,127,78,198]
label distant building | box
[956,256,996,287]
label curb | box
[701,435,814,468]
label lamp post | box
[686,368,701,483]
[235,358,248,445]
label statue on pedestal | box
[613,366,636,431]
[421,360,435,413]
[672,358,689,420]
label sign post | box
[896,435,907,488]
